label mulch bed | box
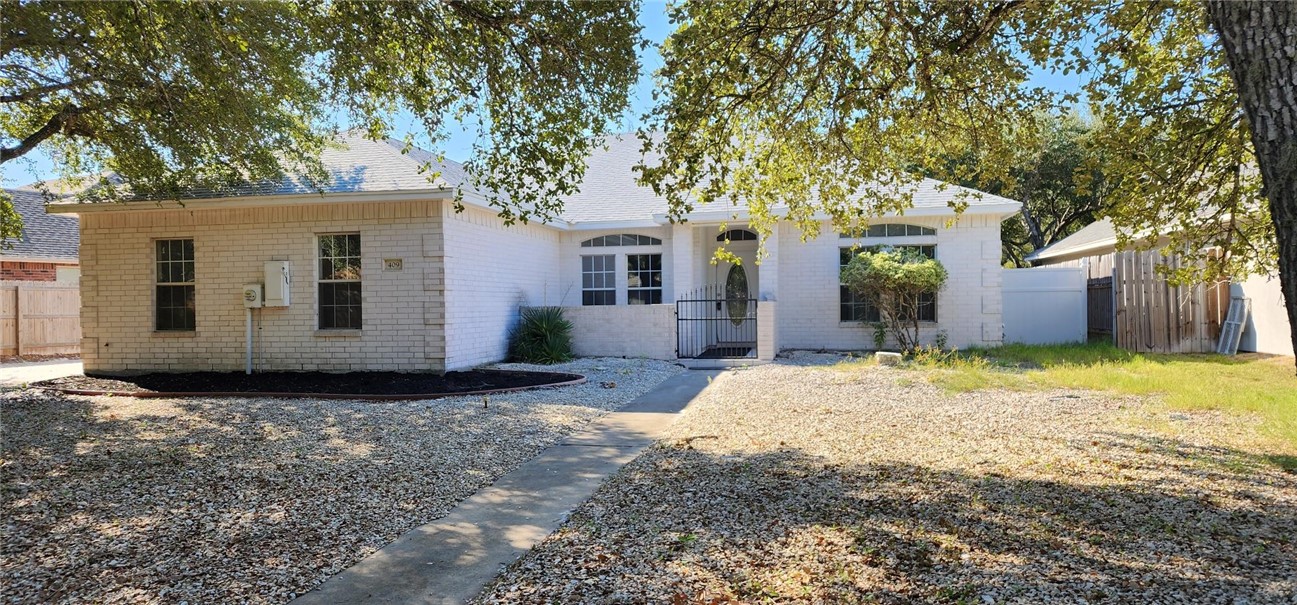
[33,369,584,398]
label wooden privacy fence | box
[0,282,81,356]
[1112,251,1228,353]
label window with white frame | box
[582,255,616,305]
[318,233,362,329]
[840,244,937,322]
[627,254,663,305]
[155,239,195,331]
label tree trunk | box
[1205,1,1297,369]
[1020,200,1046,252]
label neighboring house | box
[46,133,1020,374]
[1028,219,1293,356]
[2,188,80,283]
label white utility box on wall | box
[242,284,263,308]
[264,261,291,307]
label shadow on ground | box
[478,439,1297,604]
[0,385,619,605]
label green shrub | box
[841,247,948,353]
[508,306,575,364]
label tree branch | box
[0,75,98,104]
[0,104,87,163]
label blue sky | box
[2,2,1084,186]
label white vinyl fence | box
[1002,266,1086,345]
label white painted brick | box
[776,216,1006,350]
[559,304,676,359]
[441,206,562,370]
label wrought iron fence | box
[676,283,757,359]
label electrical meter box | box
[242,284,263,308]
[264,261,291,307]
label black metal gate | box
[1087,276,1114,337]
[676,284,757,359]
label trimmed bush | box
[508,306,575,364]
[841,247,948,353]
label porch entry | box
[676,236,758,359]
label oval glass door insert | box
[725,264,749,326]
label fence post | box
[1110,268,1117,339]
[14,283,23,357]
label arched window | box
[580,234,662,247]
[839,224,936,238]
[716,229,758,242]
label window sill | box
[152,331,197,337]
[315,329,362,338]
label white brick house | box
[49,134,1020,373]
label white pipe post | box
[246,307,253,375]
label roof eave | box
[0,255,79,264]
[45,188,460,214]
[1027,238,1120,262]
[562,219,662,230]
[650,201,1023,225]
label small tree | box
[841,248,948,353]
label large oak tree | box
[923,111,1113,267]
[1,0,642,224]
[4,1,1295,362]
[639,0,1297,365]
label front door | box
[710,242,758,349]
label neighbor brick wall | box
[441,205,563,370]
[775,215,1006,350]
[0,261,65,281]
[78,200,447,373]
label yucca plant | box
[508,306,575,364]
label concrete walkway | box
[0,359,82,388]
[291,369,725,605]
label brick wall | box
[558,304,676,359]
[0,261,70,281]
[441,205,562,370]
[79,200,447,374]
[78,200,1010,372]
[775,216,1005,351]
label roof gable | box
[557,134,1022,224]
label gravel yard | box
[477,352,1297,604]
[0,357,683,605]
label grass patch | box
[913,342,1297,458]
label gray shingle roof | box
[3,188,79,260]
[558,134,1020,223]
[41,132,1018,225]
[34,133,472,204]
[1026,219,1117,261]
[171,133,473,199]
